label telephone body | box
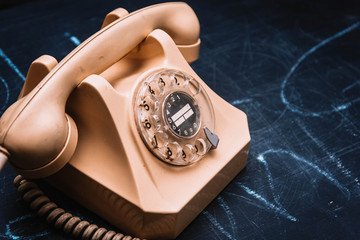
[0,3,250,239]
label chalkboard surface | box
[1,0,359,239]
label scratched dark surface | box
[1,0,360,239]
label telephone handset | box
[0,2,250,239]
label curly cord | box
[14,175,145,240]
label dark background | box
[1,0,360,239]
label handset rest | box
[0,2,200,178]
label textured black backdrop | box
[1,0,360,239]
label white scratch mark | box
[217,196,237,236]
[0,48,26,81]
[260,149,351,199]
[203,211,237,240]
[281,22,360,117]
[257,154,282,206]
[70,36,81,46]
[5,214,49,240]
[342,81,359,93]
[64,32,81,46]
[333,103,352,111]
[297,121,360,187]
[237,183,298,222]
[0,76,10,113]
[231,98,252,105]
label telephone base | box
[46,143,249,239]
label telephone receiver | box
[0,2,250,239]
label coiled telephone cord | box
[14,175,144,240]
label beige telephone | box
[0,2,250,239]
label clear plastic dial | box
[134,69,215,166]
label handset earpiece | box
[0,2,200,178]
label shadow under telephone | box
[0,2,250,239]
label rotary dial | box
[134,69,216,165]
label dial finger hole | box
[172,73,185,86]
[181,144,195,162]
[140,96,158,112]
[194,138,207,156]
[165,142,181,160]
[142,117,153,131]
[149,114,161,131]
[151,131,168,148]
[158,74,172,88]
[188,79,201,96]
[147,80,161,97]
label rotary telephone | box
[0,2,250,239]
